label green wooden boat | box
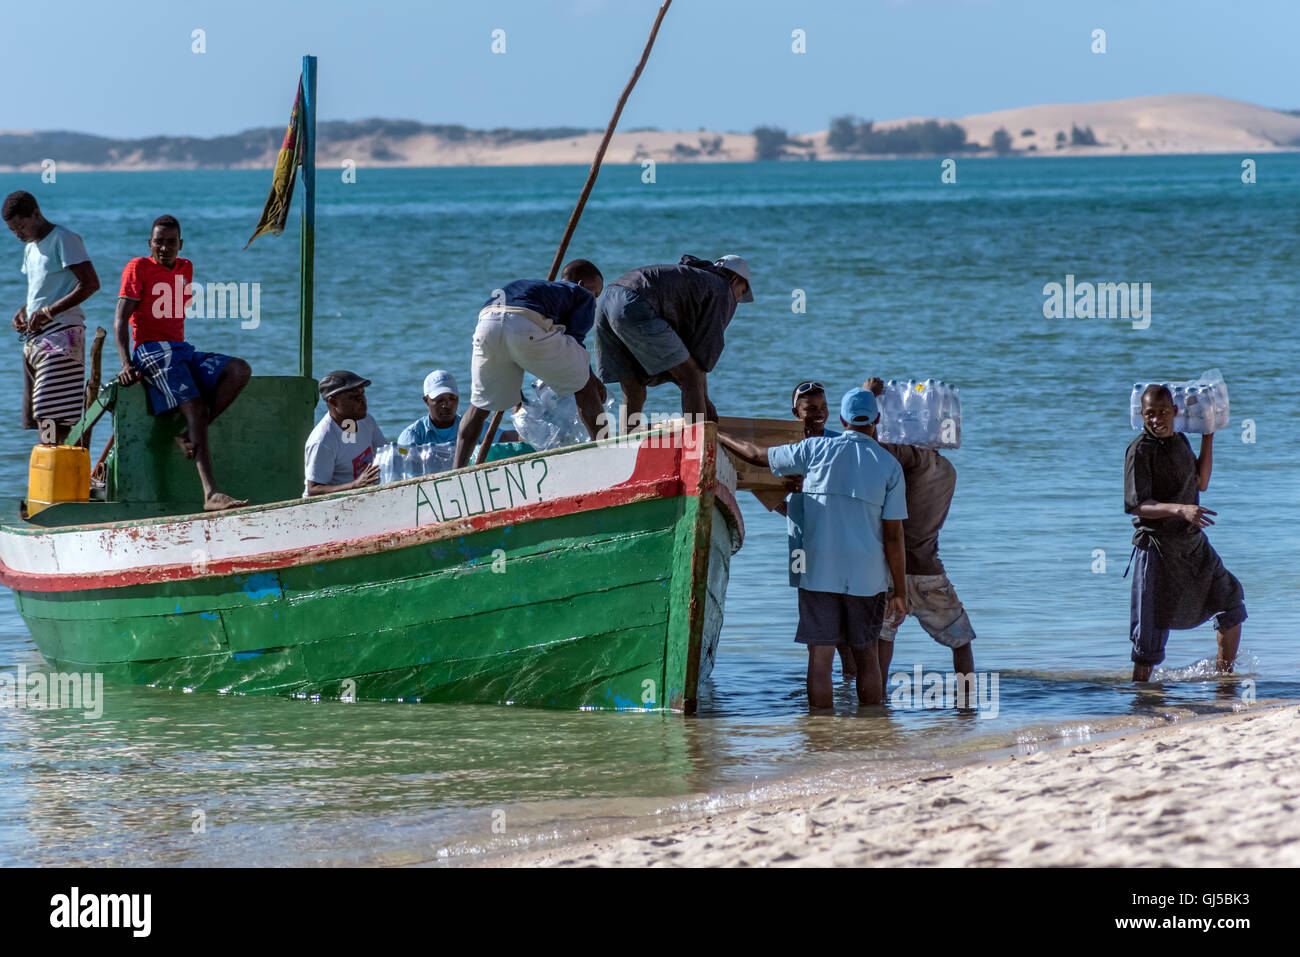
[0,53,745,713]
[0,383,742,712]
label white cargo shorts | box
[469,306,592,411]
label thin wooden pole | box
[298,54,317,380]
[476,0,673,465]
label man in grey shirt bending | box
[592,253,752,425]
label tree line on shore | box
[752,117,1103,159]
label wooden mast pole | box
[298,54,317,380]
[474,0,673,465]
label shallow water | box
[1,156,1297,864]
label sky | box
[3,0,1297,138]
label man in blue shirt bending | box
[719,388,908,708]
[453,259,606,468]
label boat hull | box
[2,424,742,712]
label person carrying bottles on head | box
[861,375,976,679]
[453,260,606,469]
[1125,384,1245,682]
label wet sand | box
[483,704,1300,867]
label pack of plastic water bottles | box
[1129,369,1230,434]
[511,380,613,451]
[875,378,963,449]
[375,441,455,484]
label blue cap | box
[840,387,879,426]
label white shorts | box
[469,307,592,411]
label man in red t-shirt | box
[114,215,251,511]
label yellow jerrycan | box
[27,444,91,517]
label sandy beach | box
[483,704,1300,867]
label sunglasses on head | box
[793,380,825,399]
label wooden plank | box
[716,416,804,508]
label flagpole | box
[298,54,317,380]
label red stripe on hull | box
[2,429,745,594]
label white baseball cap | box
[714,254,754,302]
[423,369,458,400]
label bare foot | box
[204,491,249,512]
[175,434,197,459]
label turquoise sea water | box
[0,156,1297,864]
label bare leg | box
[1132,662,1154,682]
[664,357,708,419]
[853,645,884,705]
[1216,623,1241,673]
[619,378,646,433]
[807,645,836,710]
[836,641,857,679]
[574,371,607,440]
[206,358,251,423]
[953,643,974,675]
[177,396,247,511]
[877,636,895,677]
[454,404,491,469]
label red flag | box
[245,78,303,248]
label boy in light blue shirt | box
[398,369,518,447]
[719,388,908,708]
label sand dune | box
[1,95,1296,173]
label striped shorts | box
[23,323,86,427]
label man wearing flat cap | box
[304,370,387,497]
[719,388,908,709]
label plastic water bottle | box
[879,381,902,442]
[901,380,922,444]
[951,382,961,447]
[1130,383,1145,430]
[376,443,396,484]
[396,446,414,480]
[921,378,940,444]
[1167,383,1186,433]
[1213,380,1230,430]
[934,381,954,448]
[427,442,453,475]
[1184,387,1206,432]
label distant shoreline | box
[3,94,1297,173]
[2,148,1298,176]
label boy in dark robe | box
[1124,384,1246,682]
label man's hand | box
[1179,504,1216,528]
[12,305,27,333]
[352,464,380,489]
[116,365,142,386]
[864,377,885,397]
[887,593,908,626]
[27,306,54,334]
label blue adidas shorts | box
[132,340,232,414]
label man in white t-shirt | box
[304,370,387,497]
[3,191,101,444]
